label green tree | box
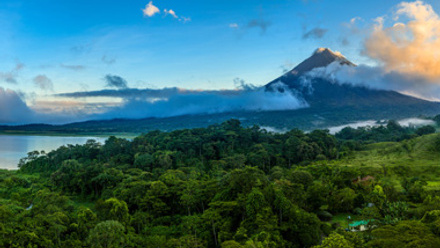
[87,220,126,248]
[95,198,130,224]
[313,233,354,248]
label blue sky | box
[1,0,440,123]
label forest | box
[2,119,440,247]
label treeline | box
[1,119,440,247]
[336,120,437,144]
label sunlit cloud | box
[142,2,189,22]
[303,1,440,100]
[142,1,160,17]
[164,9,178,18]
[364,0,440,80]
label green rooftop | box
[349,220,371,227]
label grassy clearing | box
[425,181,440,191]
[320,134,440,190]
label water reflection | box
[0,135,107,170]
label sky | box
[1,0,440,124]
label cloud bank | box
[56,82,308,120]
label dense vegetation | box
[2,119,440,247]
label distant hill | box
[2,48,440,135]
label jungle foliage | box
[1,119,440,247]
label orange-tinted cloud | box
[364,1,440,80]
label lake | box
[0,135,108,170]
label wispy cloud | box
[164,9,178,18]
[229,23,239,29]
[0,63,24,84]
[142,1,160,17]
[142,2,190,22]
[302,27,328,39]
[164,8,190,22]
[33,75,54,91]
[70,44,92,54]
[247,18,271,34]
[60,64,86,71]
[102,55,116,65]
[179,16,191,23]
[104,75,128,89]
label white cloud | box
[142,3,190,23]
[179,16,191,23]
[142,1,160,17]
[229,23,239,28]
[164,9,178,18]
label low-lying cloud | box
[327,118,435,134]
[57,82,308,120]
[304,61,440,100]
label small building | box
[349,220,371,232]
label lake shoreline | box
[0,135,108,170]
[0,131,136,139]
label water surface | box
[0,135,107,170]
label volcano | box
[265,48,440,112]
